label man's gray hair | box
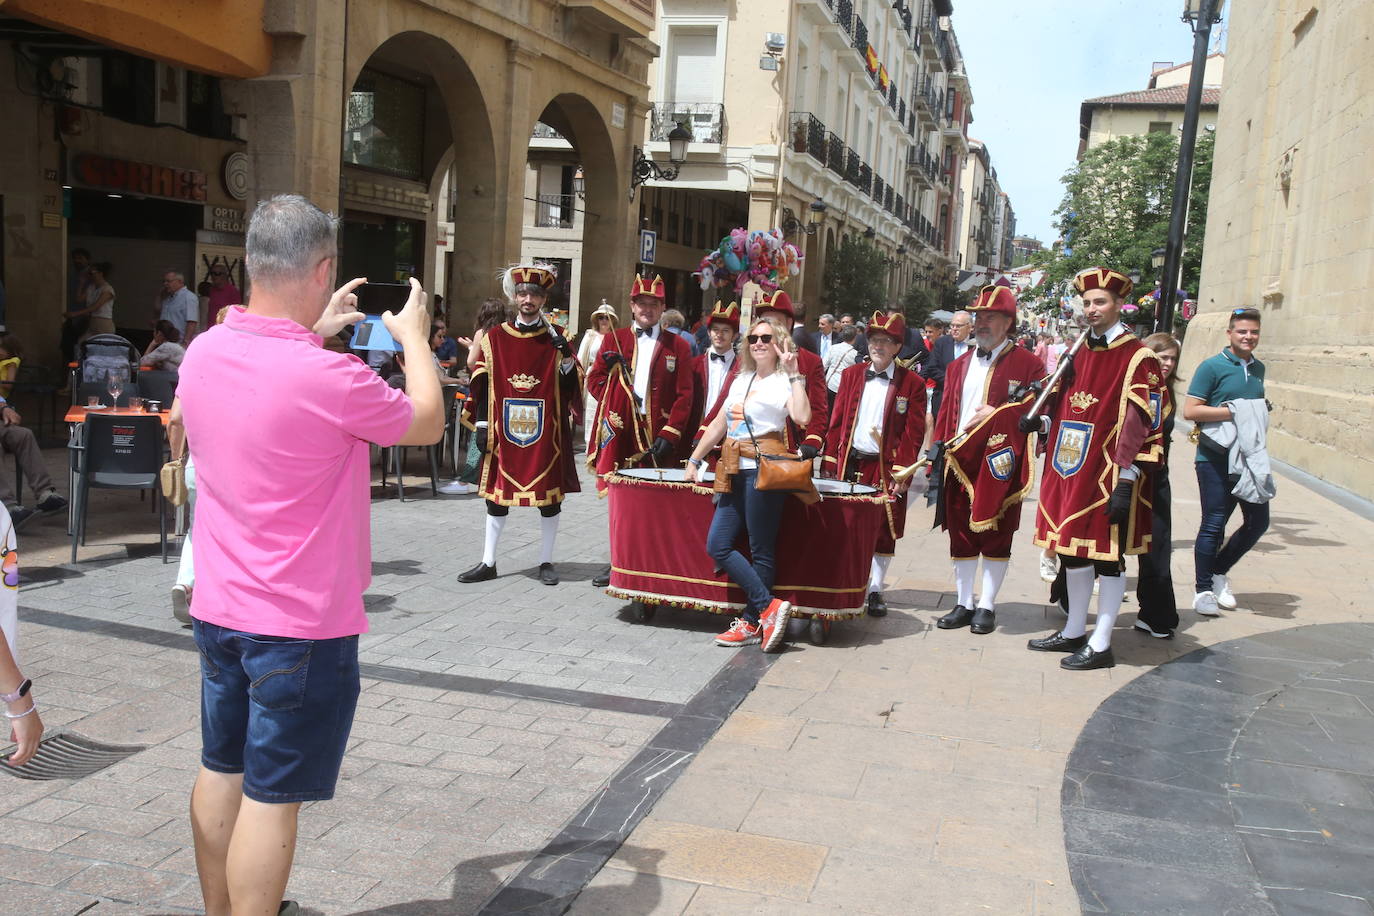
[246,195,338,287]
[819,313,835,324]
[164,270,185,283]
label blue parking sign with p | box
[640,230,656,265]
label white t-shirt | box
[87,283,115,320]
[721,370,792,469]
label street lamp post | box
[1156,0,1225,333]
[628,122,693,200]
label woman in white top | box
[577,302,618,450]
[74,262,116,338]
[141,319,187,370]
[685,318,811,652]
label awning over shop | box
[0,0,271,78]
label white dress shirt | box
[633,325,658,413]
[851,363,895,454]
[818,332,832,360]
[705,349,734,411]
[957,339,1010,432]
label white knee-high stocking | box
[1063,565,1095,639]
[540,514,559,565]
[976,559,1009,611]
[482,515,507,566]
[1089,574,1127,652]
[953,558,978,609]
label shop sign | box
[205,206,245,234]
[71,153,207,203]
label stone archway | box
[526,92,633,332]
[339,29,500,331]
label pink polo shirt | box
[178,306,413,639]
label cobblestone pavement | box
[583,441,1374,915]
[1,457,742,914]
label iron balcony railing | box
[827,132,846,173]
[789,112,829,164]
[857,162,872,195]
[853,16,868,54]
[533,194,575,229]
[873,175,885,204]
[885,186,895,212]
[836,0,854,38]
[845,149,862,186]
[650,102,725,144]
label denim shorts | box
[193,619,361,803]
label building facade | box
[1185,1,1374,500]
[0,0,655,358]
[640,0,970,324]
[1078,55,1224,157]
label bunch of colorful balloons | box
[695,228,803,293]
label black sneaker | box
[538,563,559,586]
[9,506,37,530]
[592,566,612,588]
[36,491,68,514]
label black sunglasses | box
[746,333,774,344]
[1231,308,1260,317]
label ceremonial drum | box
[604,469,887,644]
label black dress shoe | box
[866,591,888,617]
[592,566,611,588]
[970,606,996,634]
[538,563,559,586]
[1027,630,1087,652]
[1061,644,1116,670]
[936,605,975,629]
[458,562,497,583]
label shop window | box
[102,53,155,126]
[186,73,235,140]
[344,69,426,180]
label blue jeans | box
[1194,452,1269,593]
[705,468,786,622]
[194,619,360,803]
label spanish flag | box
[865,44,879,74]
[878,64,890,91]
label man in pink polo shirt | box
[177,195,444,916]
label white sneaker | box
[438,481,473,495]
[1039,554,1058,583]
[172,584,192,624]
[1212,574,1237,609]
[1193,590,1220,616]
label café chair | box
[68,413,167,564]
[138,369,179,407]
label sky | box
[953,0,1228,244]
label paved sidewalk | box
[0,458,734,914]
[583,447,1374,914]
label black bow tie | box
[976,347,993,359]
[1087,334,1109,350]
[710,352,729,362]
[635,327,654,338]
[865,370,890,382]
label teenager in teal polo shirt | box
[1182,308,1268,616]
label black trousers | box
[1136,472,1178,632]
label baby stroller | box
[70,334,142,407]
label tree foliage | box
[822,237,889,315]
[1031,131,1215,303]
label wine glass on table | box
[106,368,125,408]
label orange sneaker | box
[759,598,793,653]
[715,618,761,647]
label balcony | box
[853,15,868,55]
[836,0,854,39]
[827,132,846,174]
[789,112,830,164]
[845,149,862,186]
[885,185,895,212]
[857,162,872,195]
[873,175,885,204]
[651,102,725,145]
[532,194,576,229]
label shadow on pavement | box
[341,844,665,916]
